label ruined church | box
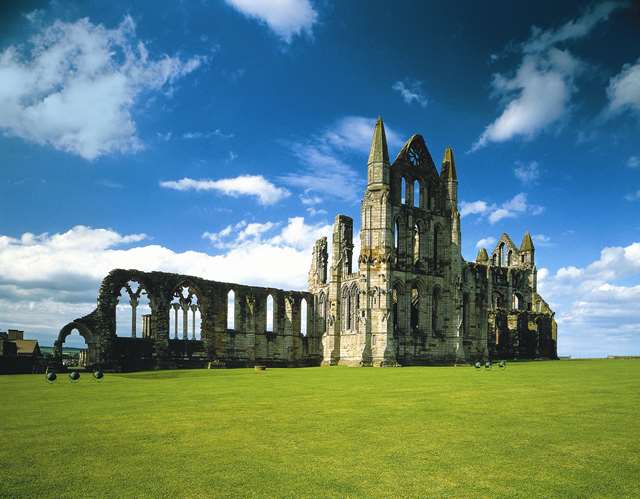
[55,118,557,370]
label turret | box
[520,232,535,267]
[308,237,328,289]
[476,248,489,264]
[367,116,390,190]
[441,146,458,210]
[331,215,353,279]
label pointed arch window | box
[413,180,420,208]
[413,224,420,264]
[411,285,420,331]
[392,287,399,333]
[266,294,274,332]
[300,298,308,336]
[227,290,235,330]
[401,177,407,205]
[394,220,400,253]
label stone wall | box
[55,269,321,371]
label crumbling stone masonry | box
[57,118,556,370]
[308,118,557,366]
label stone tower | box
[309,117,557,366]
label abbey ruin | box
[55,118,557,370]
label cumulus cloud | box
[606,57,640,116]
[392,80,428,107]
[472,49,581,150]
[224,0,318,43]
[628,156,640,169]
[280,116,403,202]
[475,236,496,249]
[538,240,640,357]
[0,16,205,159]
[0,220,332,344]
[514,160,541,184]
[472,2,627,151]
[160,175,290,205]
[460,193,543,224]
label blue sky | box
[0,0,639,356]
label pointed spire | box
[368,116,389,165]
[441,146,457,180]
[476,248,489,263]
[520,232,534,251]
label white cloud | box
[0,220,332,345]
[514,160,541,184]
[538,240,640,357]
[160,175,290,205]
[472,2,627,151]
[628,156,640,169]
[475,237,496,249]
[224,0,318,43]
[392,80,428,107]
[472,49,581,150]
[320,116,403,154]
[625,190,640,202]
[461,193,543,224]
[182,129,234,140]
[522,1,627,54]
[533,233,553,247]
[0,16,205,160]
[460,200,490,218]
[606,58,640,116]
[281,116,404,202]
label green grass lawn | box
[1,360,639,498]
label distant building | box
[0,330,44,374]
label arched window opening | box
[392,288,399,333]
[433,226,439,267]
[266,294,274,332]
[300,298,308,336]
[462,293,470,338]
[413,180,420,208]
[413,224,420,264]
[494,292,504,309]
[410,286,419,331]
[394,220,400,253]
[507,250,513,266]
[499,243,506,267]
[344,288,352,330]
[62,328,88,369]
[432,287,440,335]
[170,285,202,340]
[513,293,524,311]
[318,293,327,334]
[116,280,149,338]
[492,254,497,266]
[227,290,235,330]
[401,177,407,205]
[351,287,359,332]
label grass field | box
[2,360,639,498]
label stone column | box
[182,302,189,340]
[130,295,139,338]
[172,303,180,339]
[191,304,198,340]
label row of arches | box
[391,283,442,335]
[393,220,441,265]
[115,280,311,339]
[400,177,433,210]
[492,291,528,311]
